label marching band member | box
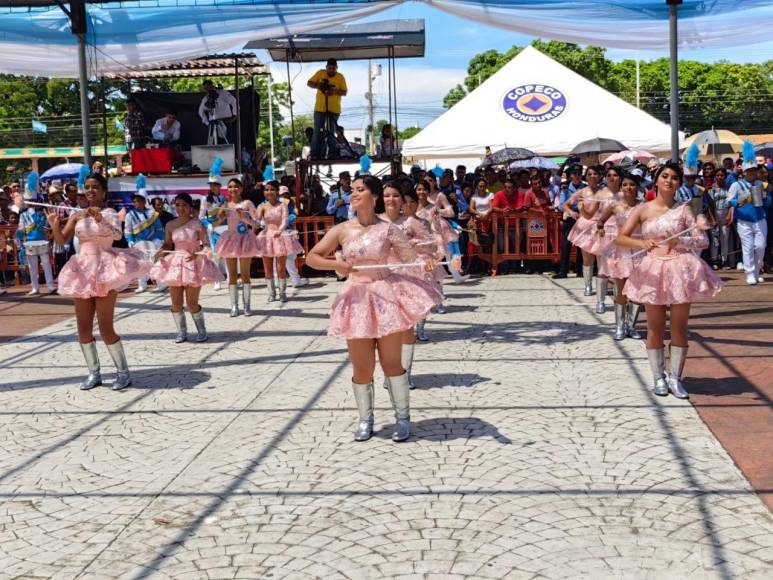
[17,173,56,295]
[199,160,229,290]
[46,173,151,391]
[212,177,259,316]
[124,177,165,293]
[278,185,309,288]
[565,166,604,299]
[586,166,623,313]
[617,163,722,399]
[425,172,465,283]
[150,193,222,343]
[416,180,455,313]
[306,176,440,442]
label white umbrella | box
[509,157,559,170]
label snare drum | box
[24,240,50,256]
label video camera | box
[319,78,333,95]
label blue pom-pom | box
[263,165,274,181]
[359,155,372,175]
[685,143,700,169]
[209,157,224,179]
[77,164,90,189]
[742,140,756,164]
[135,174,146,191]
[26,171,39,194]
[432,164,443,178]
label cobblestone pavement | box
[0,275,771,580]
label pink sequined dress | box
[149,219,223,288]
[417,202,459,246]
[328,220,442,339]
[391,215,446,283]
[598,205,639,279]
[567,189,603,252]
[588,197,619,255]
[255,202,304,257]
[58,209,152,299]
[623,204,723,305]
[214,201,260,258]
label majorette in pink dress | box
[598,205,640,279]
[255,202,304,257]
[328,220,442,339]
[567,189,609,253]
[392,215,446,283]
[417,203,459,246]
[149,218,223,288]
[58,209,152,299]
[213,201,260,258]
[623,204,723,305]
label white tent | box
[402,46,681,164]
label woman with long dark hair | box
[46,173,151,390]
[306,176,439,442]
[617,163,722,399]
[212,177,259,317]
[565,166,604,299]
[150,193,222,343]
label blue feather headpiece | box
[263,164,274,181]
[77,164,90,191]
[432,164,444,178]
[742,140,757,170]
[684,143,700,176]
[209,157,224,183]
[135,174,147,198]
[25,171,39,199]
[359,155,372,175]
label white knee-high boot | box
[27,254,40,293]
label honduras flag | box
[31,120,47,133]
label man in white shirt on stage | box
[199,79,237,145]
[152,110,181,146]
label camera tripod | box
[315,86,339,160]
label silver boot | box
[242,283,252,316]
[626,302,642,339]
[351,381,374,441]
[171,309,187,343]
[402,343,416,389]
[278,278,288,303]
[228,285,239,317]
[106,339,132,391]
[583,265,594,296]
[416,320,428,342]
[79,341,102,390]
[266,279,276,303]
[385,373,411,442]
[613,303,626,341]
[191,307,208,342]
[646,348,669,396]
[595,277,608,313]
[667,345,690,399]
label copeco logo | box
[502,84,566,123]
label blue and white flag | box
[31,120,47,133]
[115,117,125,131]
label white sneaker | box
[737,262,744,271]
[27,288,40,296]
[135,286,148,294]
[213,281,222,291]
[293,278,309,288]
[757,274,765,283]
[0,288,6,296]
[746,273,758,285]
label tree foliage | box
[443,40,773,134]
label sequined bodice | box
[642,205,691,242]
[172,219,202,252]
[75,209,119,250]
[394,216,436,258]
[342,220,416,281]
[614,205,636,228]
[225,201,254,234]
[262,202,285,229]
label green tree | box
[398,126,421,140]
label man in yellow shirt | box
[307,58,347,159]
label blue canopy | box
[40,162,85,181]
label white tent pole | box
[268,72,275,165]
[668,0,682,162]
[77,33,92,168]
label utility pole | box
[635,54,641,109]
[667,0,683,162]
[367,60,375,155]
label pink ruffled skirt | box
[329,273,442,339]
[149,254,223,288]
[623,252,723,305]
[599,243,637,279]
[567,216,598,253]
[256,230,304,258]
[214,231,259,258]
[58,248,152,299]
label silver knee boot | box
[385,373,411,442]
[646,348,669,396]
[416,320,428,342]
[171,309,187,343]
[583,266,594,296]
[626,302,642,339]
[351,381,374,441]
[242,283,252,316]
[266,279,276,303]
[106,339,132,391]
[278,278,288,303]
[613,303,626,341]
[79,341,102,390]
[667,345,690,399]
[595,277,608,313]
[402,343,416,390]
[228,285,239,317]
[191,307,208,342]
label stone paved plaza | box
[1,275,771,580]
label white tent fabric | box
[402,46,681,161]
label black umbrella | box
[481,147,537,167]
[570,138,627,156]
[755,142,773,159]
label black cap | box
[326,58,338,67]
[339,170,351,178]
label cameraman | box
[198,79,237,144]
[307,59,347,159]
